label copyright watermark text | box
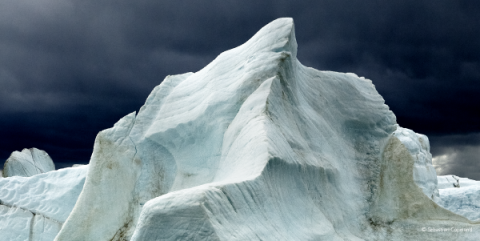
[421,227,473,232]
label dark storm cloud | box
[0,0,479,178]
[430,133,480,180]
[433,146,480,180]
[291,1,480,135]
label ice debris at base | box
[0,165,88,240]
[1,18,480,241]
[2,148,55,177]
[436,175,480,221]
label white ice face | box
[436,175,480,221]
[0,165,88,240]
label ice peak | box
[243,17,297,58]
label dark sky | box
[1,0,479,179]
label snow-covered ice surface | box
[0,205,33,241]
[437,175,460,189]
[457,177,480,188]
[438,175,480,189]
[0,165,87,240]
[52,18,479,240]
[3,148,55,177]
[436,175,480,222]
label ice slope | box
[3,148,55,177]
[436,176,480,221]
[56,18,479,240]
[0,165,88,240]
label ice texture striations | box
[3,148,55,177]
[52,18,480,240]
[0,165,88,240]
[436,176,480,221]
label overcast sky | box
[1,0,479,179]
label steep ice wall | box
[3,148,55,177]
[0,165,87,240]
[56,18,479,241]
[368,135,478,240]
[393,127,439,199]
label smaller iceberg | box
[3,148,55,177]
[436,175,480,221]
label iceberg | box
[436,176,480,221]
[54,18,479,241]
[2,18,479,240]
[3,148,55,177]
